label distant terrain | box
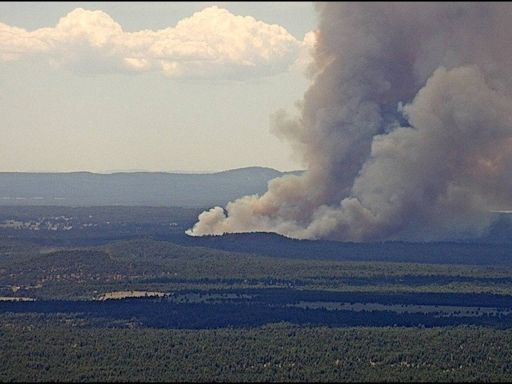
[0,167,300,207]
[1,189,512,381]
[2,222,512,381]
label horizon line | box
[0,166,305,175]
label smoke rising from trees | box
[188,3,512,241]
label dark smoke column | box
[188,3,512,241]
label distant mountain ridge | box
[0,167,302,208]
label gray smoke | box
[187,3,512,241]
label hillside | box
[0,167,300,207]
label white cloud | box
[289,30,317,76]
[0,6,310,79]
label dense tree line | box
[1,318,512,382]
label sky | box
[0,2,317,173]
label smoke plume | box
[188,3,512,241]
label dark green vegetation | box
[2,205,512,381]
[2,319,512,382]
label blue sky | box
[0,2,317,172]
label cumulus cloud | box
[0,6,308,78]
[188,3,512,242]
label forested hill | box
[160,232,512,266]
[0,167,300,207]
